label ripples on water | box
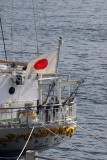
[0,0,107,159]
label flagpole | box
[56,37,63,73]
[38,74,43,105]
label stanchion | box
[26,150,38,160]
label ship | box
[0,2,84,158]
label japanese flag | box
[26,51,58,76]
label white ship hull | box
[0,124,76,157]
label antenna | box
[0,16,7,60]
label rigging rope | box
[0,16,7,60]
[10,0,13,60]
[43,80,56,105]
[34,0,45,51]
[41,0,51,51]
[31,0,39,55]
[42,124,97,160]
[63,79,84,106]
[73,122,107,145]
[16,126,35,160]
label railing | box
[0,103,76,128]
[26,150,60,160]
[39,104,76,125]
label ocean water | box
[0,0,107,159]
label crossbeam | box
[0,60,27,66]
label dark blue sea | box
[0,0,107,159]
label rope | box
[0,16,7,60]
[42,124,97,160]
[62,79,84,106]
[31,0,39,55]
[10,0,13,61]
[41,0,51,51]
[43,81,56,105]
[73,122,107,145]
[16,126,35,160]
[18,21,23,57]
[16,83,22,108]
[0,76,11,89]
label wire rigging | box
[31,0,39,55]
[41,0,51,51]
[73,122,107,145]
[10,0,13,60]
[0,16,7,60]
[43,80,56,105]
[42,124,97,160]
[63,78,84,106]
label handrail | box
[0,103,76,128]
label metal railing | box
[0,103,76,128]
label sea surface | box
[0,0,107,159]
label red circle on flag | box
[34,59,48,70]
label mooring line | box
[16,126,35,160]
[42,124,97,160]
[73,122,107,145]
